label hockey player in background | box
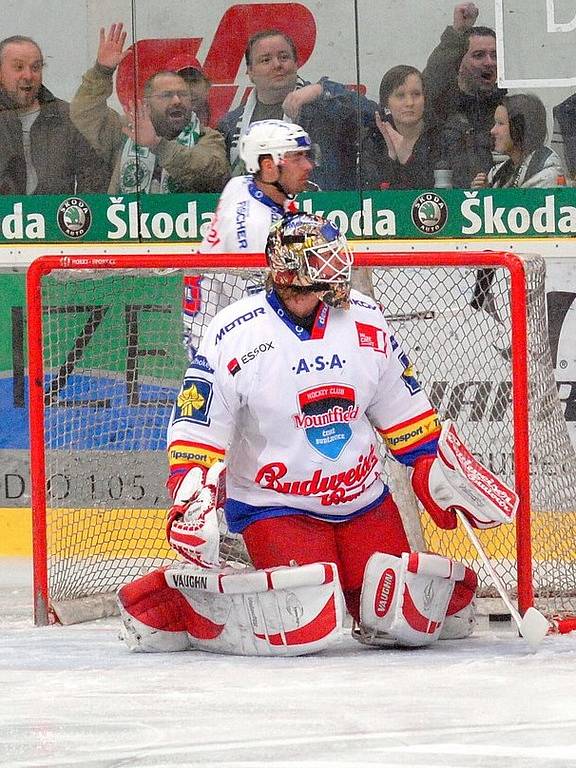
[119,214,519,656]
[182,118,315,359]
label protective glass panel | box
[1,0,573,207]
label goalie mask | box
[265,214,354,309]
[239,119,313,173]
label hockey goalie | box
[118,213,519,656]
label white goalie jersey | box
[169,288,441,533]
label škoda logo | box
[57,198,92,239]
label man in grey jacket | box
[70,22,229,195]
[0,35,109,195]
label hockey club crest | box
[293,384,358,460]
[173,376,213,426]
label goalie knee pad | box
[357,552,476,647]
[440,568,478,639]
[439,599,477,640]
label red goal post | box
[26,251,576,628]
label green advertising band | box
[0,189,576,244]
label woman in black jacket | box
[361,65,442,190]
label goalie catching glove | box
[411,421,519,530]
[166,461,225,568]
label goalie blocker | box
[411,421,519,530]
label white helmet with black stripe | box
[239,119,312,173]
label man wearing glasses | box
[70,22,229,195]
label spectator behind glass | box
[471,94,565,189]
[177,66,211,127]
[0,35,110,195]
[423,3,506,187]
[469,94,565,315]
[70,22,229,194]
[361,65,442,189]
[552,93,576,183]
[218,28,377,190]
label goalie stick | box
[455,510,550,649]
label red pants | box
[242,495,410,622]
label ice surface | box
[1,557,575,768]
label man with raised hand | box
[70,22,229,195]
[219,28,376,190]
[423,2,506,186]
[0,35,109,195]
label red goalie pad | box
[118,563,344,656]
[117,567,223,641]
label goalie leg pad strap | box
[359,552,471,647]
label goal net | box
[26,252,576,628]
